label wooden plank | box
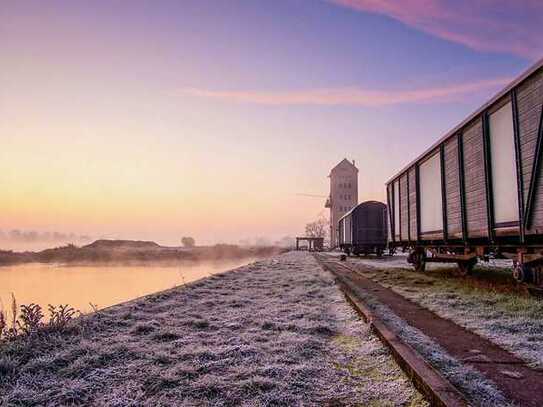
[400,174,409,241]
[409,168,418,241]
[462,119,489,238]
[444,136,462,237]
[387,184,394,242]
[517,69,543,234]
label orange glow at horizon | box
[2,0,524,247]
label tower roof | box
[329,158,358,177]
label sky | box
[1,0,542,248]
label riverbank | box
[0,252,425,406]
[0,240,284,266]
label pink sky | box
[184,77,511,106]
[0,0,539,248]
[329,0,543,58]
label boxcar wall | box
[338,201,388,255]
[386,58,543,283]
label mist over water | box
[0,257,262,319]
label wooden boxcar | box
[338,201,388,256]
[386,58,543,285]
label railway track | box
[316,254,543,407]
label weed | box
[0,308,5,340]
[17,304,44,336]
[9,293,17,338]
[48,304,77,332]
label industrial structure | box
[326,159,358,248]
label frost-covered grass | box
[0,252,425,406]
[343,255,543,369]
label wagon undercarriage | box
[401,243,543,289]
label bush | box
[0,296,79,343]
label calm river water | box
[0,257,261,318]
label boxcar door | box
[489,101,519,229]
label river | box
[0,257,261,319]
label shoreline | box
[0,243,285,267]
[0,252,425,406]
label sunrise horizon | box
[3,0,542,247]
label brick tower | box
[325,159,358,248]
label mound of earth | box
[83,240,162,250]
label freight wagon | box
[386,58,543,286]
[338,201,388,256]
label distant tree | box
[305,217,328,239]
[181,236,196,248]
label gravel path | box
[0,252,425,406]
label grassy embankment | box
[0,252,426,406]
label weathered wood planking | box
[409,167,418,241]
[517,69,543,235]
[387,183,394,241]
[444,136,462,238]
[386,62,543,247]
[400,174,409,241]
[462,120,489,239]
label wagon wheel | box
[456,258,477,277]
[412,250,426,273]
[513,262,530,283]
[514,262,543,286]
[534,265,543,287]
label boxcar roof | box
[338,200,386,222]
[386,57,543,185]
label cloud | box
[327,0,543,59]
[183,77,510,106]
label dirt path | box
[319,257,543,407]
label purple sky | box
[1,0,542,246]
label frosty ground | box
[340,254,543,369]
[0,252,426,406]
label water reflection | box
[0,257,260,318]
